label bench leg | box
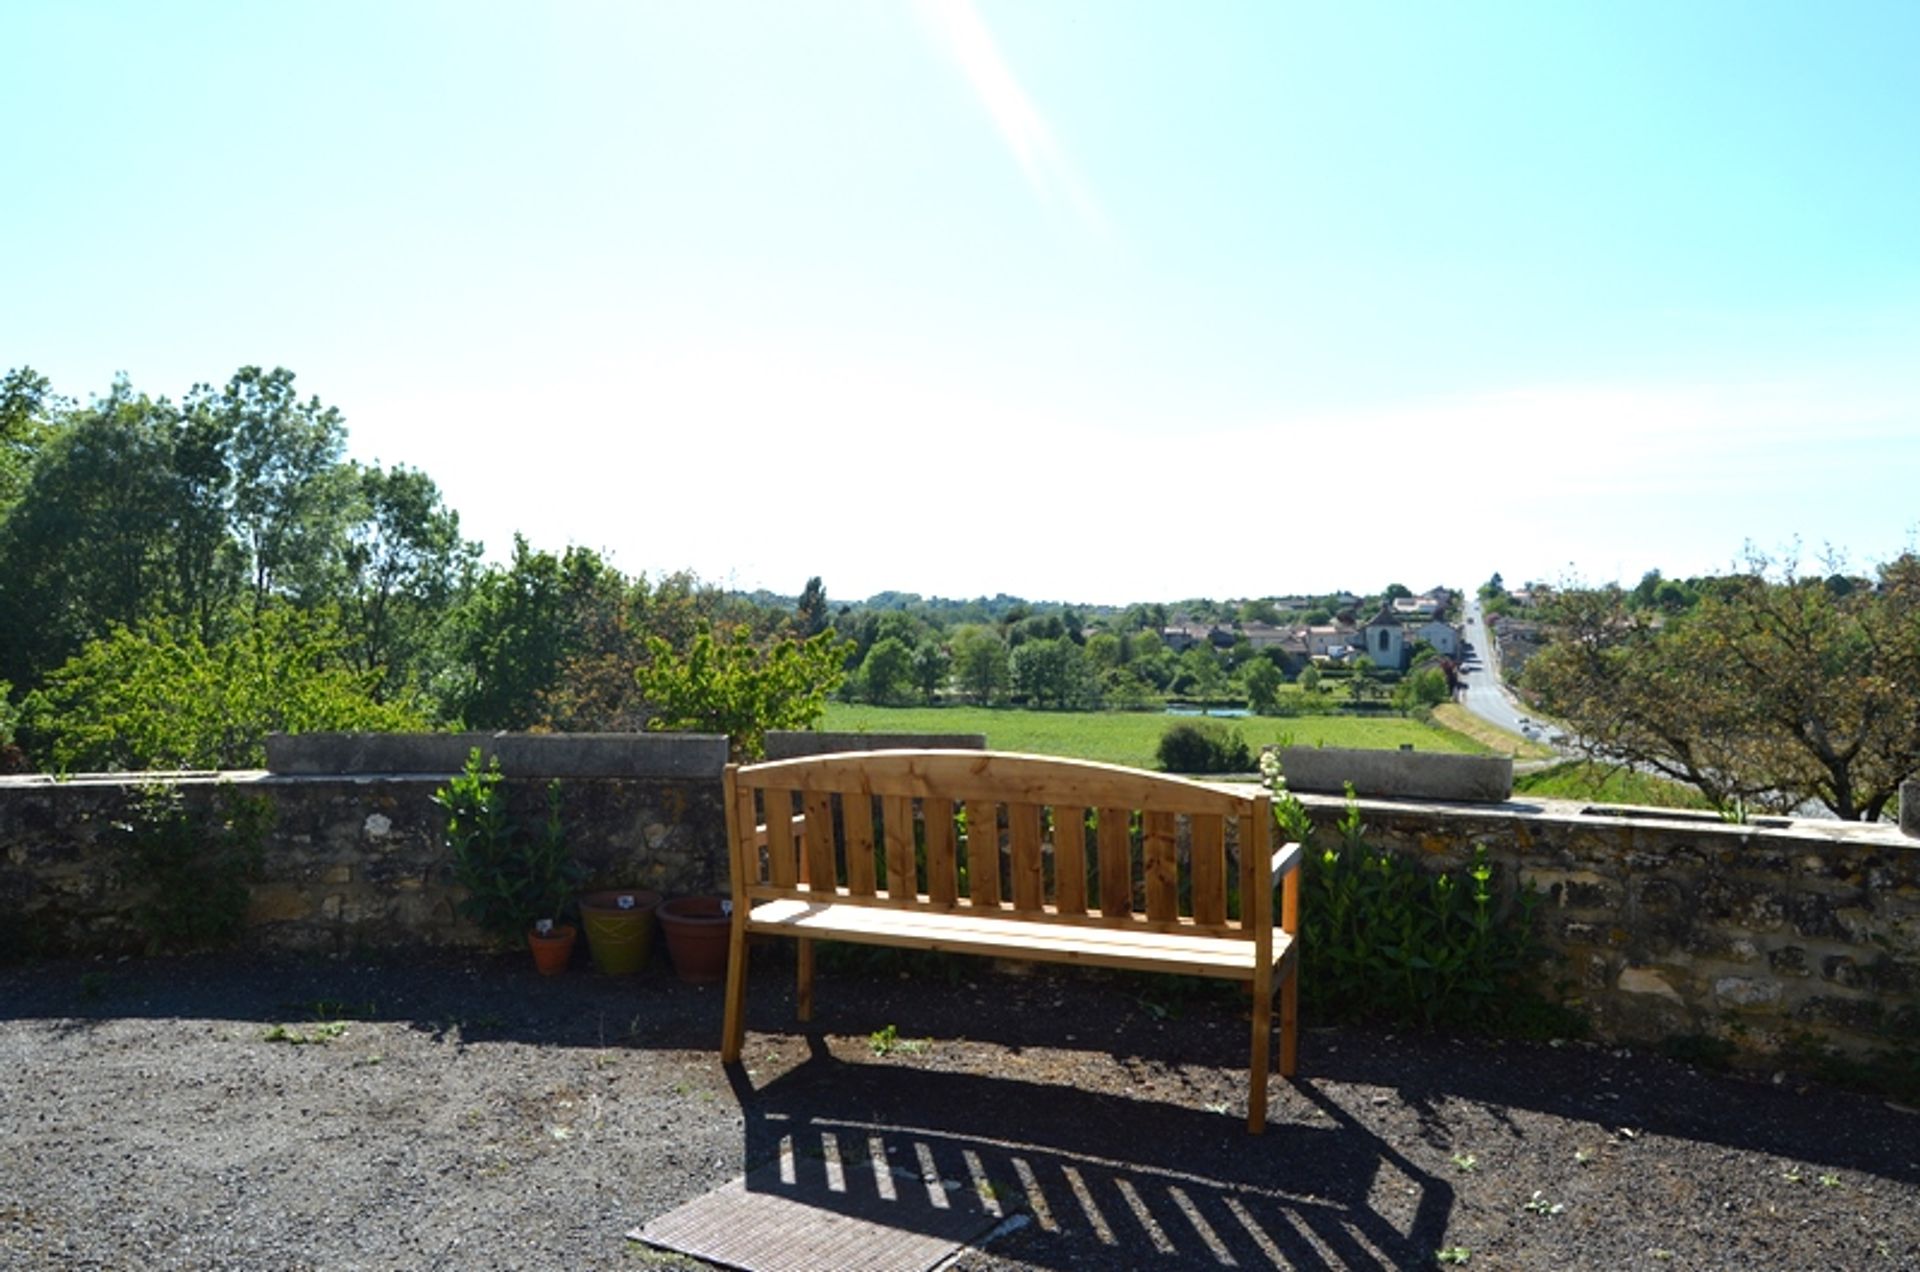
[1247,964,1273,1134]
[1279,955,1298,1078]
[796,938,814,1023]
[721,918,751,1063]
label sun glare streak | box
[916,0,1108,237]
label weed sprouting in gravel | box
[262,1021,349,1045]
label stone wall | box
[3,737,1916,1067]
[1296,792,1920,1060]
[0,736,729,958]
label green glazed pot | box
[576,890,662,975]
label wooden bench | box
[719,749,1302,1133]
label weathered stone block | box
[763,731,987,758]
[1714,976,1783,1008]
[264,731,728,779]
[1768,945,1810,977]
[1793,994,1884,1033]
[1616,965,1685,1003]
[1274,746,1513,802]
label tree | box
[910,642,951,704]
[341,463,476,700]
[0,378,182,688]
[1298,663,1322,695]
[1392,666,1450,712]
[794,576,829,637]
[1348,655,1377,702]
[0,366,61,519]
[212,367,353,610]
[1523,555,1920,819]
[19,608,423,772]
[634,623,846,759]
[1383,583,1412,600]
[440,536,576,729]
[1010,637,1095,708]
[1171,645,1228,699]
[858,636,913,705]
[1084,631,1124,673]
[1241,657,1282,713]
[950,625,1010,705]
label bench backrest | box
[724,749,1274,938]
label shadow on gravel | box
[8,950,1914,1198]
[729,1036,1452,1270]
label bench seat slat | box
[746,896,1292,978]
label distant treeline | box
[0,365,1428,772]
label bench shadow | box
[722,1038,1452,1271]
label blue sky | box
[5,1,1917,604]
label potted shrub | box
[434,749,582,974]
[577,888,663,975]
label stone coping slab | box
[1275,745,1513,803]
[263,731,728,778]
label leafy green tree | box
[440,536,576,729]
[635,623,846,760]
[1240,598,1282,625]
[0,378,183,688]
[910,642,951,704]
[1171,645,1228,699]
[211,367,354,610]
[341,463,477,700]
[0,366,62,519]
[1083,631,1124,672]
[858,636,913,705]
[1524,555,1920,819]
[1241,657,1282,713]
[1392,666,1450,711]
[1348,655,1377,702]
[20,608,423,772]
[950,625,1010,705]
[794,576,829,636]
[1010,637,1096,708]
[1298,663,1322,695]
[0,678,22,773]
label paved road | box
[1457,598,1564,749]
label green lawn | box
[818,703,1487,769]
[1513,761,1716,810]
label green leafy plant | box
[1523,1190,1565,1216]
[866,1024,924,1056]
[1260,765,1550,1033]
[1156,719,1253,774]
[433,749,580,944]
[635,622,847,760]
[113,781,275,952]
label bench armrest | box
[1269,841,1303,882]
[752,811,810,849]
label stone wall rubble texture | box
[3,735,1915,1067]
[1296,794,1919,1061]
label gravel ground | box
[2,950,1916,1271]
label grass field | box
[1513,760,1716,810]
[1431,703,1556,760]
[819,703,1487,769]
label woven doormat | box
[631,1150,1008,1272]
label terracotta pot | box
[527,923,577,976]
[658,896,732,984]
[577,889,662,976]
